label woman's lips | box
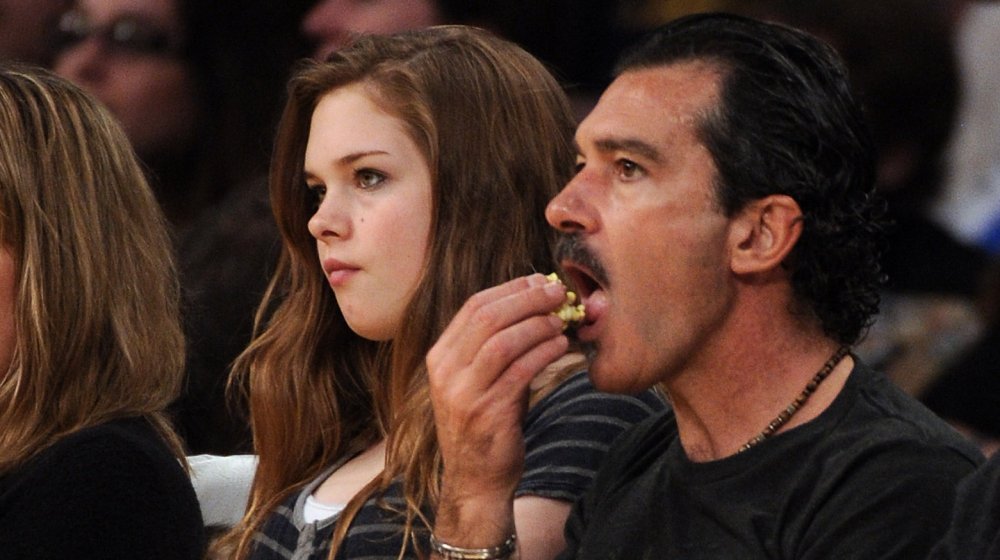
[326,268,359,287]
[322,258,360,288]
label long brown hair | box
[0,64,187,472]
[228,26,577,558]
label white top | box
[188,454,258,528]
[303,495,346,523]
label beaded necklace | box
[737,346,850,453]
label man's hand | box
[428,273,569,549]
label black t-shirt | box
[559,359,983,559]
[930,450,1000,559]
[0,417,206,559]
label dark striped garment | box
[250,371,666,560]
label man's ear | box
[729,195,803,275]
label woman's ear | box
[729,195,803,275]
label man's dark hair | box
[616,12,885,345]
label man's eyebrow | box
[590,137,664,165]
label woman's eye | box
[356,169,386,189]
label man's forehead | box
[576,63,721,151]
[606,63,720,118]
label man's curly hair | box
[617,13,886,345]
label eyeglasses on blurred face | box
[56,9,184,58]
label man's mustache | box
[554,234,610,288]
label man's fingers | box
[472,315,565,389]
[486,334,571,401]
[429,273,565,372]
[452,275,562,337]
[431,311,565,398]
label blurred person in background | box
[908,0,1000,460]
[921,262,1000,457]
[0,0,71,65]
[302,0,630,119]
[935,0,1000,255]
[302,0,442,61]
[53,0,314,455]
[53,0,200,223]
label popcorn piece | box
[546,273,586,331]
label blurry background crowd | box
[2,0,998,457]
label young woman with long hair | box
[0,63,204,558]
[222,26,664,560]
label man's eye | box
[618,159,642,180]
[356,169,386,189]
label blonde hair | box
[227,26,577,559]
[0,64,187,472]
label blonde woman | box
[0,64,204,558]
[222,26,664,560]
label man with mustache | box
[426,12,984,560]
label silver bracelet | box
[428,533,517,560]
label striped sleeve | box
[517,371,667,501]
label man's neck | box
[664,313,850,462]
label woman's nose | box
[307,191,352,242]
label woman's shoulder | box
[4,417,198,514]
[10,417,199,510]
[0,417,206,559]
[38,417,178,469]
